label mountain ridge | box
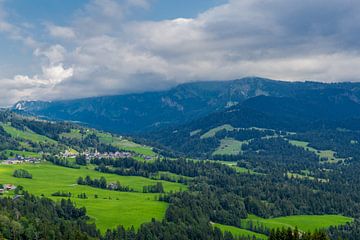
[13,77,360,134]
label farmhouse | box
[4,184,16,191]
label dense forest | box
[0,191,99,239]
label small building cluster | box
[1,155,41,165]
[83,151,133,160]
[61,150,153,161]
[61,150,134,160]
[62,150,78,158]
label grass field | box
[190,129,202,136]
[1,123,57,144]
[0,162,186,232]
[213,138,244,155]
[61,129,156,157]
[60,129,82,139]
[206,160,261,175]
[243,214,353,232]
[213,223,267,240]
[113,139,156,157]
[153,171,193,181]
[1,150,41,158]
[287,172,328,183]
[201,124,235,139]
[288,140,343,163]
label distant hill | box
[0,110,154,159]
[13,77,360,134]
[143,87,360,157]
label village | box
[62,149,153,161]
[62,150,132,160]
[0,148,153,166]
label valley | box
[3,78,360,239]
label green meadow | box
[201,124,235,139]
[213,223,267,240]
[213,138,245,155]
[288,140,343,163]
[0,162,186,232]
[61,128,156,157]
[243,214,353,232]
[1,123,57,144]
[1,150,41,158]
[208,160,260,175]
[214,214,352,239]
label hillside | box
[2,109,360,239]
[143,89,360,158]
[14,77,360,134]
[5,78,360,239]
[0,110,187,233]
[0,110,156,162]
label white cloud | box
[0,64,73,106]
[2,0,360,106]
[47,24,76,39]
[34,44,67,64]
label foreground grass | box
[213,223,268,240]
[0,162,186,232]
[244,214,353,232]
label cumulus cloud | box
[0,64,73,106]
[1,0,360,106]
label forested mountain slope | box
[143,88,360,158]
[14,77,360,133]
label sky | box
[1,0,360,106]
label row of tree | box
[77,176,134,192]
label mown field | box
[244,214,353,232]
[0,162,186,232]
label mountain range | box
[14,77,360,134]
